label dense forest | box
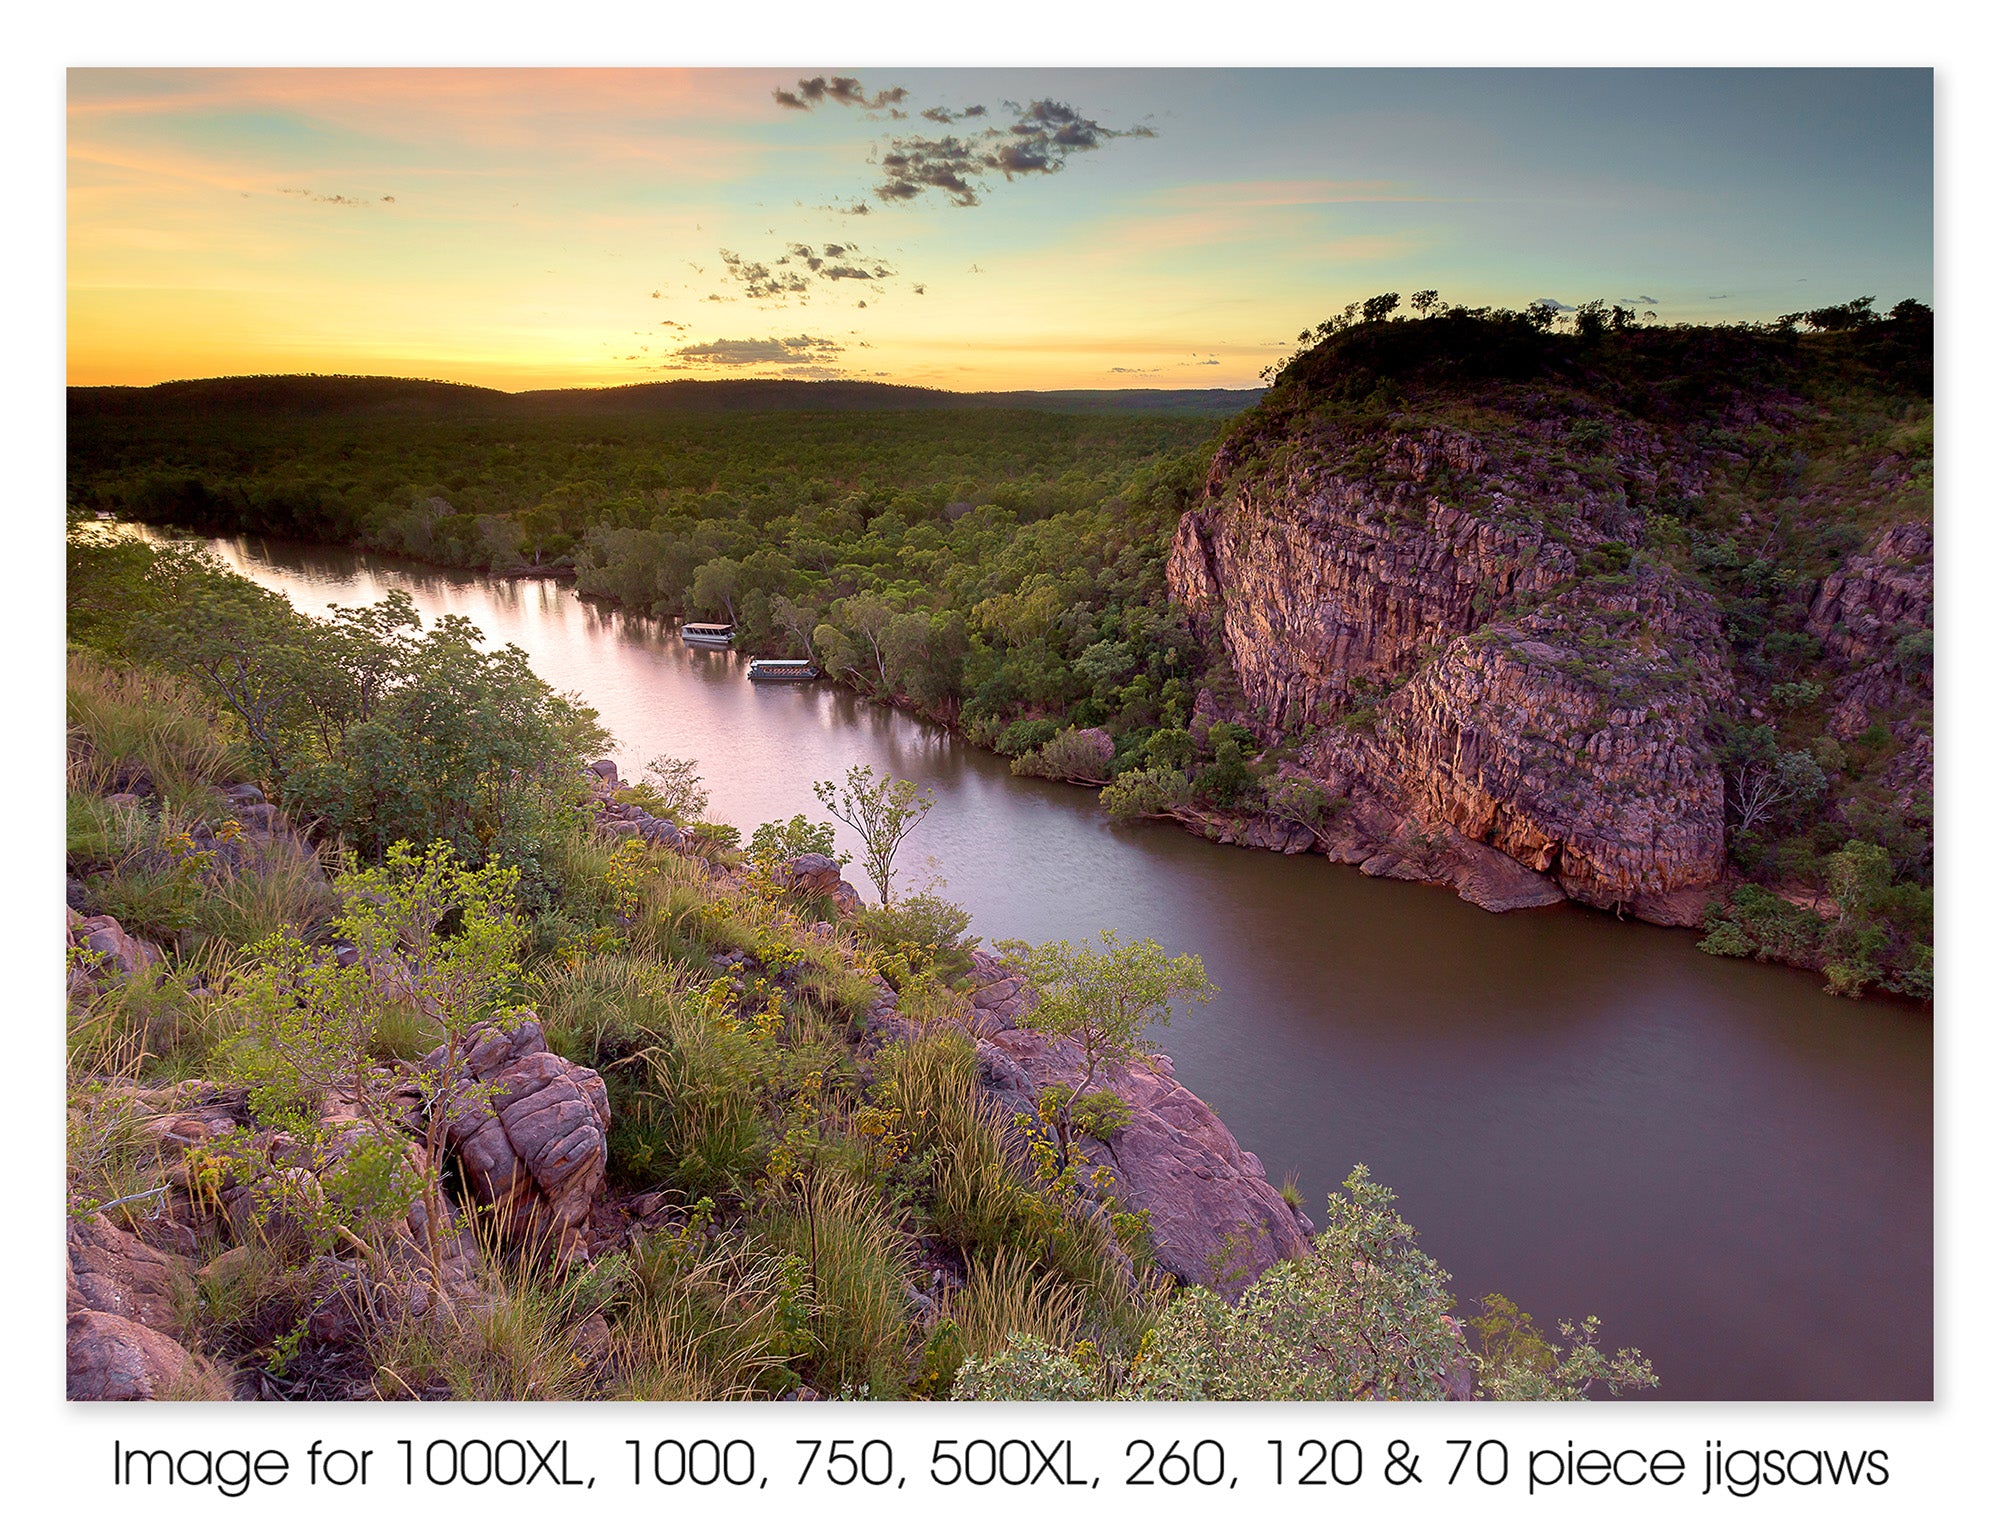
[68,388,1235,762]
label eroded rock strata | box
[1168,360,1931,930]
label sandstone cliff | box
[1168,320,1933,934]
[1172,417,1733,916]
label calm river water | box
[205,534,1933,1400]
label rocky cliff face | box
[1808,522,1935,796]
[1171,417,1734,916]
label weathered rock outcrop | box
[1344,570,1732,907]
[1170,421,1732,916]
[66,1215,221,1400]
[425,1017,611,1258]
[878,954,1312,1295]
[584,758,707,852]
[779,852,864,914]
[1807,523,1934,813]
[1807,521,1933,667]
[66,910,162,994]
[68,1309,222,1401]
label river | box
[202,534,1933,1401]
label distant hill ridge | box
[68,373,1263,420]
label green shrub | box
[747,814,843,870]
[761,1178,915,1396]
[621,1003,774,1195]
[853,892,977,984]
[1010,727,1114,784]
[995,717,1061,758]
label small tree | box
[1727,746,1826,836]
[812,765,936,905]
[1263,775,1333,838]
[746,813,844,872]
[1361,291,1402,324]
[224,840,527,1294]
[994,929,1214,1165]
[644,755,710,822]
[332,842,528,1285]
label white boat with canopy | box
[747,658,820,683]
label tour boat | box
[747,658,820,683]
[680,621,735,647]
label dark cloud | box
[719,241,897,304]
[875,133,986,206]
[773,75,909,113]
[1529,297,1576,312]
[873,98,1155,206]
[669,334,846,369]
[920,103,989,124]
[719,249,811,302]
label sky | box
[66,67,1934,392]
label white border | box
[11,5,1991,1525]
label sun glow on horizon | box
[68,67,1932,393]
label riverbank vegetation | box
[66,306,1931,1000]
[66,529,1653,1401]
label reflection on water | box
[207,533,1932,1400]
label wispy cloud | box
[278,187,395,207]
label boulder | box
[779,853,863,914]
[67,1215,187,1332]
[948,952,1309,1295]
[68,1309,222,1401]
[1072,727,1116,768]
[65,1214,224,1400]
[976,1026,1311,1295]
[67,912,162,992]
[426,1017,610,1257]
[780,852,844,895]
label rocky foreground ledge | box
[66,766,1315,1399]
[869,951,1312,1295]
